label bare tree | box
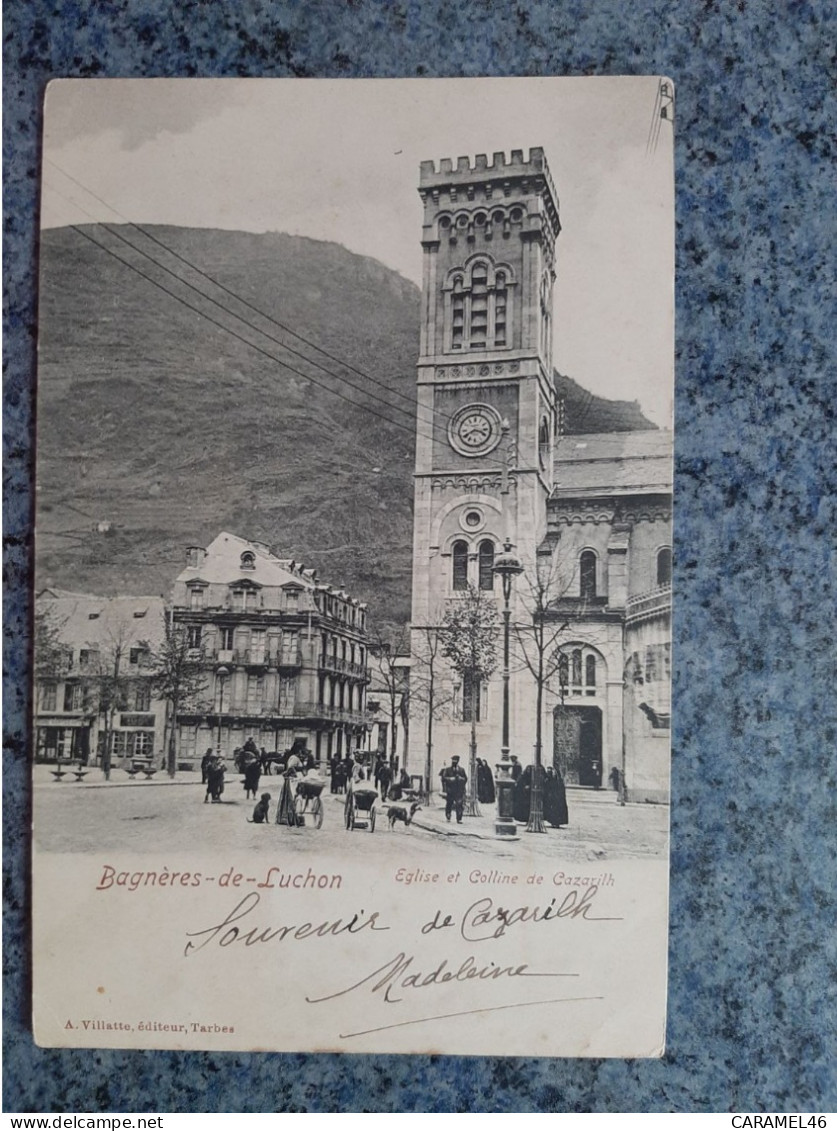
[439,585,500,817]
[148,611,209,778]
[33,603,68,682]
[511,544,586,832]
[409,624,459,800]
[86,626,136,781]
[369,625,411,766]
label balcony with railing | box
[625,584,672,624]
[207,648,304,668]
[318,655,369,680]
[286,702,369,725]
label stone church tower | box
[408,149,561,781]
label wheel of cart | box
[294,778,325,829]
[344,785,378,832]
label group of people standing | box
[201,749,226,803]
[437,754,569,829]
[328,752,412,802]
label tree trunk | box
[102,711,112,781]
[166,695,179,778]
[425,674,434,803]
[467,713,480,817]
[527,650,546,833]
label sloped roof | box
[176,532,318,589]
[36,593,166,650]
[552,430,672,496]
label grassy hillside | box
[35,225,653,626]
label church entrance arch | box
[553,705,602,787]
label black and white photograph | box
[32,77,673,1057]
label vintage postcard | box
[32,77,674,1056]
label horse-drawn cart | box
[344,785,378,832]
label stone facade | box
[407,150,672,804]
[33,590,167,766]
[170,532,369,765]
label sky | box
[41,77,674,426]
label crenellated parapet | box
[418,148,560,241]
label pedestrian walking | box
[377,760,392,801]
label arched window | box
[586,654,596,692]
[240,550,256,570]
[572,649,582,687]
[445,259,514,353]
[452,540,469,590]
[470,264,488,348]
[558,654,569,693]
[580,550,597,599]
[494,271,507,346]
[478,540,495,591]
[451,276,464,350]
[657,547,672,587]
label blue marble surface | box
[3,0,835,1114]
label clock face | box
[448,403,502,458]
[459,413,492,447]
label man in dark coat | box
[205,755,226,804]
[440,756,468,823]
[510,755,522,782]
[243,758,261,800]
[377,760,393,801]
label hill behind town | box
[35,224,653,626]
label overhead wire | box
[45,165,589,486]
[44,162,537,473]
[645,81,663,156]
[65,218,433,449]
[49,159,500,445]
[47,186,436,447]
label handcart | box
[294,777,325,829]
[344,785,378,832]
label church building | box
[407,149,671,804]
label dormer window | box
[240,551,256,571]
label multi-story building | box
[33,590,167,765]
[170,532,369,765]
[406,149,671,803]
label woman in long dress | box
[513,765,532,823]
[476,758,496,804]
[275,765,299,825]
[543,766,569,827]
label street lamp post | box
[493,540,523,838]
[215,664,230,754]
